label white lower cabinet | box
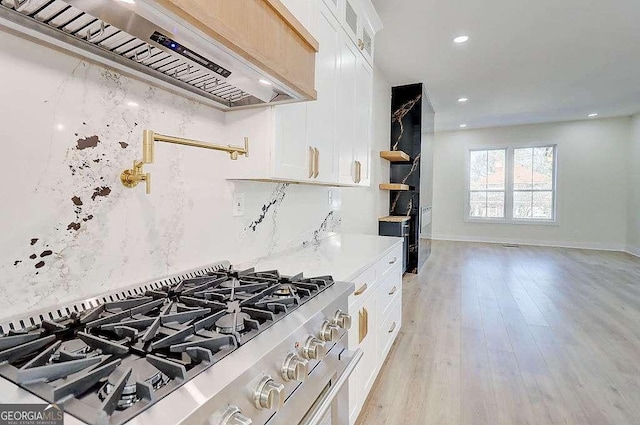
[347,243,403,424]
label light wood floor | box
[356,240,640,425]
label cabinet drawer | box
[348,265,377,308]
[378,244,403,278]
[378,264,402,321]
[378,296,402,362]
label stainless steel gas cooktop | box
[0,264,346,425]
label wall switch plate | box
[233,193,245,217]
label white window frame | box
[465,144,558,225]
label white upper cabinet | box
[354,56,373,186]
[306,5,342,183]
[279,0,317,35]
[273,103,310,181]
[337,33,360,185]
[324,0,377,65]
[322,0,341,19]
[337,34,373,186]
[226,0,381,187]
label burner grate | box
[0,261,230,335]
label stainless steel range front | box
[0,262,359,425]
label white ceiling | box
[371,0,640,131]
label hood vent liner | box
[0,0,279,108]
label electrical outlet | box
[233,193,245,217]
[328,189,341,211]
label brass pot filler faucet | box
[120,130,249,194]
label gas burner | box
[58,339,90,353]
[273,285,295,298]
[50,338,96,361]
[98,359,170,410]
[220,278,242,289]
[215,312,250,334]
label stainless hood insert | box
[0,0,302,109]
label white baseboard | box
[431,233,627,252]
[625,245,640,257]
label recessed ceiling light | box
[459,124,468,128]
[259,79,272,86]
[458,97,468,103]
[454,35,469,44]
[56,124,65,131]
[127,101,139,107]
[588,113,598,118]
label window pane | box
[533,147,554,190]
[469,151,488,190]
[469,191,487,217]
[532,191,553,219]
[513,191,533,219]
[487,150,506,190]
[514,147,533,190]
[487,192,505,218]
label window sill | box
[464,217,559,226]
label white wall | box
[432,117,630,250]
[0,29,341,318]
[628,114,640,255]
[341,67,390,234]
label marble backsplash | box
[0,30,340,320]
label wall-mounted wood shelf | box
[379,183,410,191]
[378,216,411,223]
[380,150,410,162]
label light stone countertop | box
[237,233,403,282]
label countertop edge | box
[340,235,403,282]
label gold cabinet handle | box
[388,321,396,333]
[388,286,397,296]
[389,257,397,265]
[308,147,314,178]
[359,307,369,343]
[352,160,358,183]
[359,309,365,343]
[354,283,367,296]
[365,308,369,341]
[313,148,319,178]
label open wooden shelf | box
[379,183,410,191]
[378,216,411,223]
[380,150,410,162]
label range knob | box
[219,406,252,425]
[319,320,340,342]
[302,336,326,360]
[282,353,309,382]
[333,310,352,330]
[253,376,285,410]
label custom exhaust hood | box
[0,0,314,110]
